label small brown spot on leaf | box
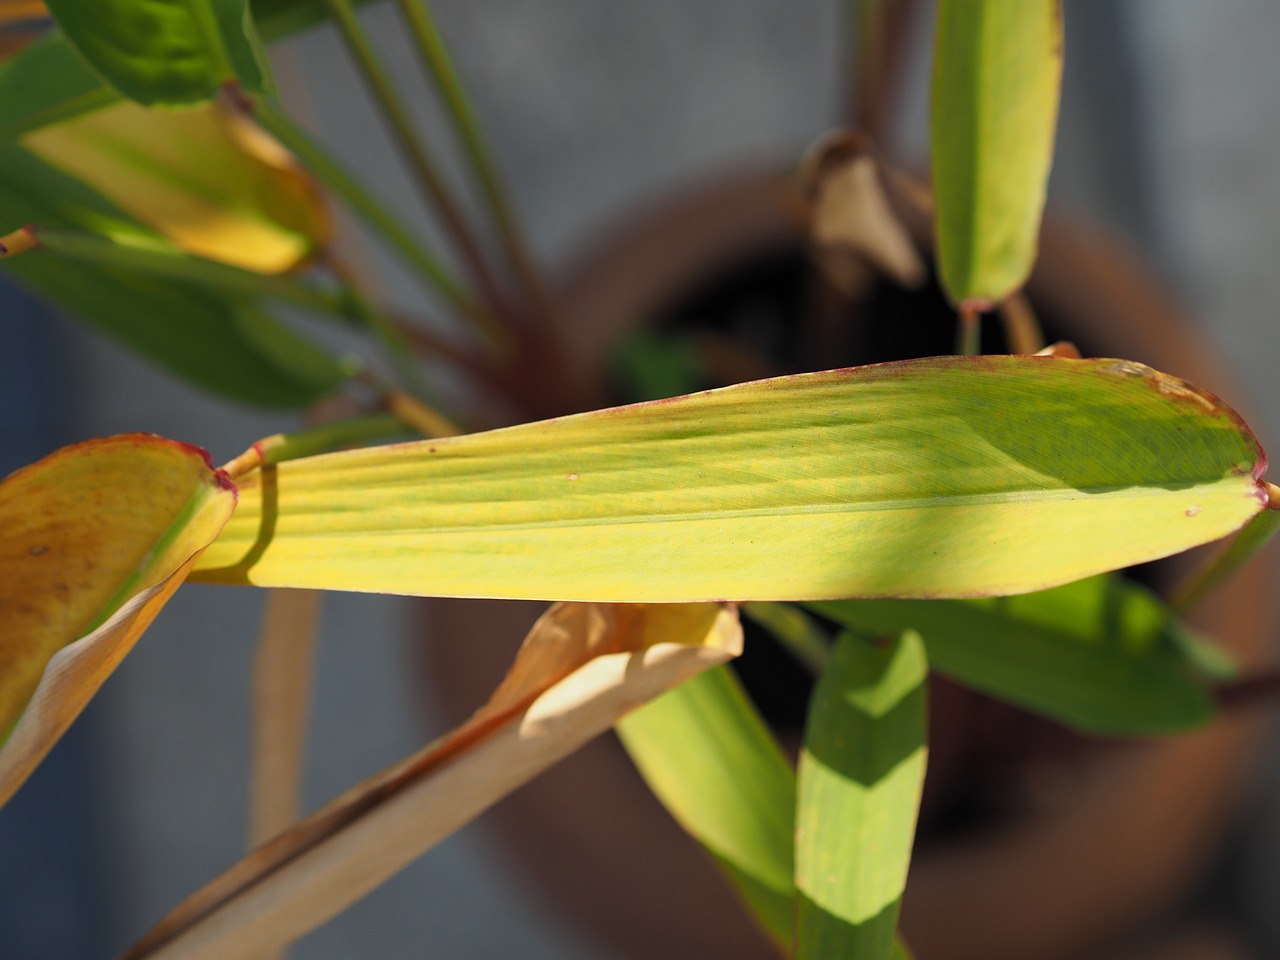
[27,545,47,556]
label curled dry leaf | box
[22,97,330,274]
[799,130,925,294]
[123,602,742,960]
[0,434,236,808]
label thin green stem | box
[320,0,510,322]
[251,96,499,339]
[393,0,557,330]
[329,261,435,402]
[222,412,411,478]
[19,226,343,313]
[956,305,981,356]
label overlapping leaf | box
[811,574,1221,734]
[23,99,329,273]
[0,434,237,807]
[195,356,1267,601]
[0,141,347,407]
[44,0,273,105]
[617,665,796,947]
[796,631,927,959]
[121,602,740,959]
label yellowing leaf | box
[194,356,1267,602]
[0,434,236,807]
[122,602,740,960]
[23,99,329,273]
[931,0,1063,307]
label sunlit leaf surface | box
[796,631,927,960]
[812,574,1216,734]
[195,356,1267,601]
[24,99,329,274]
[931,0,1063,307]
[121,602,740,959]
[44,0,273,105]
[617,664,796,947]
[0,435,236,806]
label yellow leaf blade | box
[193,356,1267,602]
[22,99,329,273]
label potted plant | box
[0,2,1274,958]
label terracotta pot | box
[419,170,1275,960]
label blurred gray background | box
[5,1,1280,957]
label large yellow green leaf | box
[44,0,273,106]
[0,434,237,806]
[931,0,1063,307]
[24,99,329,274]
[796,631,927,959]
[194,356,1267,601]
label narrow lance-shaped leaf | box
[0,435,237,808]
[811,574,1220,735]
[44,0,274,105]
[931,0,1063,307]
[796,630,928,960]
[121,602,741,960]
[194,356,1268,602]
[617,665,797,948]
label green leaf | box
[44,0,274,105]
[811,574,1217,734]
[616,664,796,948]
[931,0,1063,307]
[0,30,116,140]
[0,1,369,140]
[0,144,349,408]
[192,356,1268,600]
[796,630,927,960]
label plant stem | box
[250,96,500,339]
[14,225,343,313]
[328,259,436,401]
[320,0,510,322]
[997,292,1045,354]
[221,412,409,478]
[393,0,557,329]
[956,304,981,356]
